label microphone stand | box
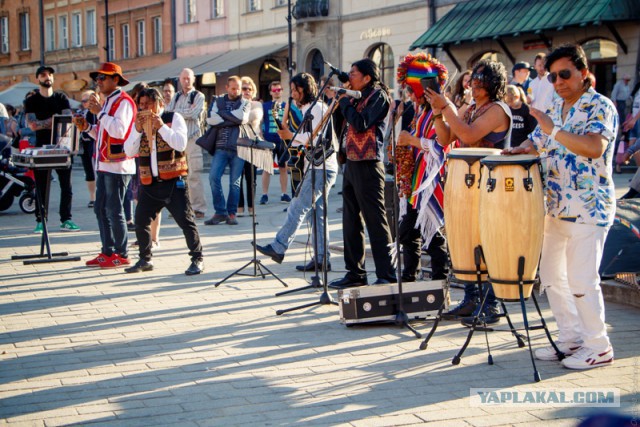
[275,72,339,299]
[389,106,421,338]
[275,82,339,314]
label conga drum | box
[478,155,544,301]
[444,148,502,282]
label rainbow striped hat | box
[396,52,448,99]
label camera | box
[420,77,440,94]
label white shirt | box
[610,80,631,102]
[295,102,338,172]
[88,89,136,175]
[124,110,188,177]
[528,74,555,113]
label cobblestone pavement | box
[1,164,638,426]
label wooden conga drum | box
[444,148,502,282]
[478,155,544,301]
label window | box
[0,16,8,54]
[136,20,145,57]
[247,0,261,12]
[275,0,286,6]
[72,12,82,47]
[152,16,162,54]
[211,0,224,18]
[121,24,130,59]
[86,10,96,45]
[19,12,30,51]
[107,26,115,61]
[58,15,68,49]
[45,17,55,51]
[368,43,394,90]
[186,0,197,23]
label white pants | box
[186,137,207,214]
[539,216,611,352]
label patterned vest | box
[138,111,188,185]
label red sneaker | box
[86,253,108,267]
[99,254,131,269]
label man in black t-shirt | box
[24,65,80,233]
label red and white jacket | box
[89,89,137,175]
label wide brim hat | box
[90,62,130,86]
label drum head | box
[480,154,539,168]
[448,148,502,162]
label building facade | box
[0,0,41,91]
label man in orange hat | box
[74,62,137,268]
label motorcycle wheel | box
[19,193,36,214]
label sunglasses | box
[271,88,282,93]
[95,74,109,82]
[81,99,89,103]
[471,73,487,81]
[241,87,252,92]
[547,69,572,84]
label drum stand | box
[451,255,562,382]
[11,168,80,265]
[214,142,287,288]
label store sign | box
[360,27,391,40]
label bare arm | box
[26,113,53,131]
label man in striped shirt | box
[168,68,207,219]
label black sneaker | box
[442,298,477,319]
[125,259,154,273]
[461,305,501,326]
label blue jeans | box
[95,171,131,257]
[209,149,245,216]
[271,168,337,262]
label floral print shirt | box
[529,87,618,227]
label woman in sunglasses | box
[507,44,618,370]
[425,58,512,325]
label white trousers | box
[186,137,207,214]
[539,216,611,352]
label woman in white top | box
[237,76,263,215]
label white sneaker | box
[534,341,582,361]
[561,346,614,370]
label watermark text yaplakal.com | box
[470,388,620,408]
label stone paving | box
[0,164,638,426]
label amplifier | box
[12,146,72,169]
[338,280,447,325]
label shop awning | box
[410,0,640,51]
[125,53,222,89]
[191,44,287,75]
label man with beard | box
[25,65,80,233]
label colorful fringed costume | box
[395,53,451,247]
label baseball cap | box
[35,65,55,78]
[512,62,533,73]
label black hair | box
[352,58,390,95]
[138,87,164,105]
[545,44,592,90]
[162,78,176,90]
[128,82,149,103]
[472,59,507,101]
[290,72,318,105]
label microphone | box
[330,87,362,99]
[324,61,350,83]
